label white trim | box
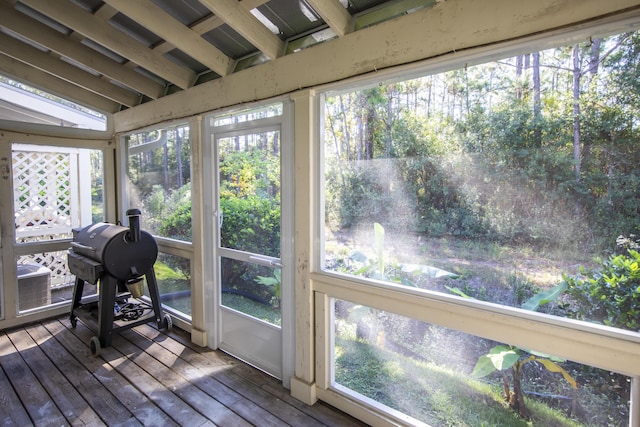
[0,82,107,130]
[204,98,295,386]
[311,14,640,425]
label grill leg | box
[69,277,85,326]
[145,268,166,329]
[97,275,118,348]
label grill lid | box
[70,210,157,281]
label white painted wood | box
[0,33,139,107]
[21,0,195,89]
[313,275,640,377]
[314,291,330,389]
[0,3,163,99]
[114,0,640,132]
[149,0,269,57]
[306,0,354,37]
[0,83,107,130]
[220,307,283,377]
[280,100,295,388]
[199,0,285,60]
[0,138,16,320]
[77,149,92,227]
[0,53,120,114]
[188,115,207,347]
[102,0,233,77]
[0,126,111,145]
[290,90,317,390]
[631,377,640,427]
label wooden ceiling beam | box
[0,4,163,100]
[152,0,269,55]
[0,53,120,114]
[20,0,196,89]
[102,0,234,77]
[305,0,354,37]
[199,0,285,60]
[0,33,139,107]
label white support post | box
[78,148,92,226]
[631,377,640,427]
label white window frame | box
[118,119,196,332]
[310,16,640,427]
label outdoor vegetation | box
[325,30,640,426]
[125,122,284,322]
[217,129,282,324]
[118,28,640,426]
[126,126,193,313]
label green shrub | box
[220,195,280,257]
[160,202,192,241]
[563,244,640,331]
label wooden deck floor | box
[0,316,366,426]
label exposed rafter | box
[151,0,270,56]
[102,0,234,77]
[305,0,354,37]
[0,3,164,99]
[0,33,139,107]
[0,0,447,115]
[20,0,196,89]
[199,0,285,60]
[0,53,120,113]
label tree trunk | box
[364,93,376,160]
[572,44,582,182]
[589,38,602,80]
[510,362,529,419]
[339,94,352,162]
[515,55,523,100]
[532,51,542,147]
[176,128,183,187]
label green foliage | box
[346,223,458,285]
[334,335,581,426]
[563,244,640,331]
[254,269,281,308]
[328,165,394,229]
[471,345,576,389]
[220,195,280,257]
[466,283,577,418]
[324,33,640,249]
[159,201,192,241]
[218,194,280,304]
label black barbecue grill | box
[68,209,171,356]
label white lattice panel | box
[13,149,73,238]
[12,145,90,286]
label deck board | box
[0,317,366,426]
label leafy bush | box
[563,243,640,331]
[220,195,280,257]
[219,194,281,302]
[160,202,192,241]
[330,165,394,229]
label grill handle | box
[71,241,96,253]
[126,208,141,243]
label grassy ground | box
[326,232,629,426]
[221,293,281,326]
[335,336,587,427]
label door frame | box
[203,99,295,387]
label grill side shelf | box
[68,251,103,284]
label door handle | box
[249,255,283,268]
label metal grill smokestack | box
[127,208,141,243]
